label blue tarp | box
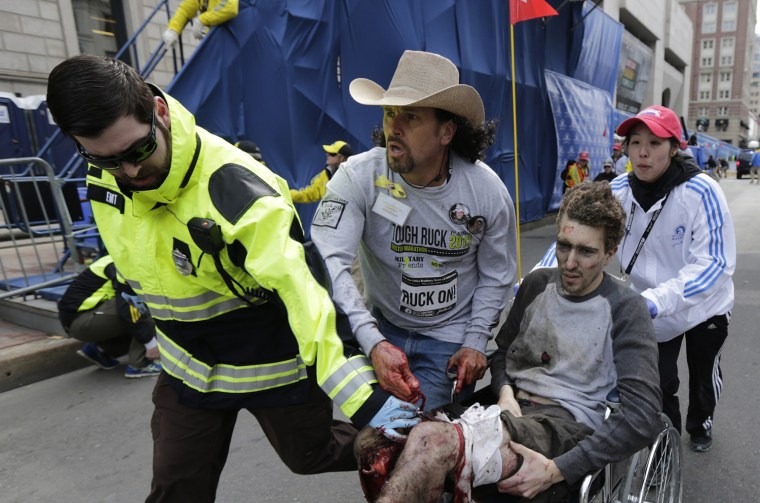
[165,0,624,226]
[545,71,614,210]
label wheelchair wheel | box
[620,416,682,503]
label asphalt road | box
[0,177,757,502]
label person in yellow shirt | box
[162,0,238,47]
[564,151,590,191]
[290,140,354,203]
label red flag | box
[510,0,559,25]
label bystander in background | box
[593,158,617,182]
[58,255,161,379]
[162,0,239,48]
[290,140,354,204]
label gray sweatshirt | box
[311,147,517,354]
[490,268,662,484]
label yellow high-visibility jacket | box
[564,162,589,189]
[167,0,238,33]
[290,168,331,204]
[57,255,117,331]
[85,87,384,424]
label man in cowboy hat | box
[311,50,518,412]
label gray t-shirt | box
[490,268,662,484]
[311,147,517,354]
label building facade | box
[0,0,194,97]
[749,33,760,141]
[602,0,694,118]
[681,0,758,146]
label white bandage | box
[455,403,504,487]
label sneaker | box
[124,361,162,379]
[76,343,119,370]
[689,428,712,453]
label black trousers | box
[145,372,358,503]
[658,313,729,436]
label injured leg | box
[356,426,406,501]
[375,422,460,503]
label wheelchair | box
[578,391,682,503]
[453,388,683,503]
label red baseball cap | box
[578,151,589,161]
[612,144,622,152]
[616,105,686,149]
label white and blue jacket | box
[611,168,735,342]
[537,159,735,343]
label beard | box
[386,137,415,174]
[117,119,171,192]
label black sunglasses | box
[75,113,158,170]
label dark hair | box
[557,182,626,253]
[621,136,680,156]
[46,55,154,137]
[370,108,497,163]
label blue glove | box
[645,299,657,319]
[121,292,148,315]
[369,396,421,441]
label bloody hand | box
[370,341,422,403]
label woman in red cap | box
[612,105,735,453]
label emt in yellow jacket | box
[290,140,354,203]
[46,55,418,502]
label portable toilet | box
[0,92,35,164]
[23,95,79,177]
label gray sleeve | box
[310,168,385,354]
[554,293,663,484]
[462,182,517,351]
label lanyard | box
[623,193,670,276]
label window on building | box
[699,107,710,117]
[71,0,129,62]
[702,39,715,50]
[718,89,730,99]
[702,3,718,33]
[722,1,737,32]
[701,56,714,67]
[700,72,712,84]
[718,106,729,116]
[719,37,735,66]
[699,90,712,101]
[719,71,732,83]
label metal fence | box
[0,157,101,300]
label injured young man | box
[355,184,664,503]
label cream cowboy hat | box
[349,50,485,126]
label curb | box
[0,335,88,393]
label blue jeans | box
[376,312,475,411]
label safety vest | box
[85,88,380,419]
[57,255,117,331]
